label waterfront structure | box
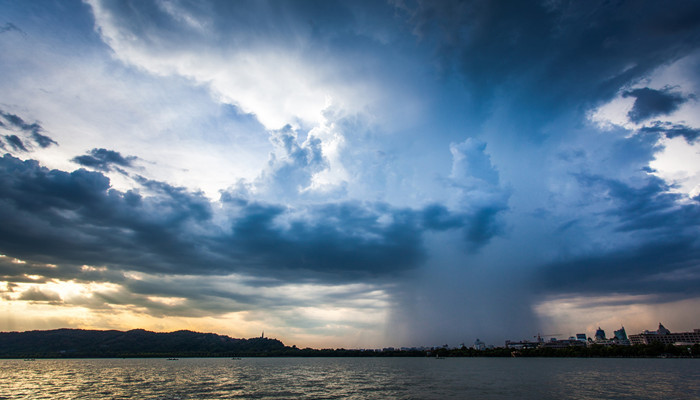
[614,326,628,341]
[606,326,631,345]
[628,323,700,345]
[505,340,540,349]
[594,327,606,342]
[540,339,586,349]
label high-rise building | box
[614,326,628,341]
[629,324,700,345]
[594,327,606,341]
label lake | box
[1,357,698,399]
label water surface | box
[1,357,698,399]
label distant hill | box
[0,328,286,358]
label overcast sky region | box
[1,0,700,348]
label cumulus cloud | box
[253,125,330,200]
[18,286,62,303]
[0,150,513,285]
[4,0,700,344]
[72,148,137,172]
[447,139,510,247]
[0,111,57,152]
[396,0,700,120]
[0,154,414,282]
[639,122,700,144]
[623,87,692,123]
[3,135,27,152]
[538,172,700,299]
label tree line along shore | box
[2,329,698,358]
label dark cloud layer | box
[0,111,57,151]
[4,135,27,152]
[0,154,503,285]
[72,148,137,172]
[539,173,700,299]
[639,122,700,144]
[623,87,692,123]
[397,0,700,122]
[3,0,700,342]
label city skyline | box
[1,1,700,348]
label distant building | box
[576,333,587,342]
[473,338,486,351]
[505,340,539,349]
[656,323,671,335]
[540,339,586,349]
[629,323,700,345]
[614,326,628,341]
[594,327,606,342]
[612,326,630,345]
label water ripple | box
[0,358,698,399]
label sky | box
[1,0,699,349]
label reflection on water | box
[0,357,699,399]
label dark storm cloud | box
[464,204,507,246]
[72,148,137,172]
[639,122,700,144]
[220,201,424,281]
[0,111,57,149]
[448,139,510,248]
[4,135,27,152]
[421,204,464,230]
[539,239,700,299]
[397,0,700,118]
[539,173,700,298]
[623,87,692,123]
[94,0,391,48]
[0,256,122,286]
[0,154,502,285]
[17,286,62,303]
[575,173,700,237]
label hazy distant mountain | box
[0,329,285,358]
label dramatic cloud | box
[3,135,27,152]
[72,148,137,172]
[2,0,700,346]
[397,0,700,121]
[1,153,497,284]
[84,0,401,130]
[639,122,700,144]
[447,139,509,247]
[0,111,57,152]
[539,173,700,297]
[623,87,692,123]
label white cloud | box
[650,136,700,198]
[87,0,379,131]
[587,53,700,199]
